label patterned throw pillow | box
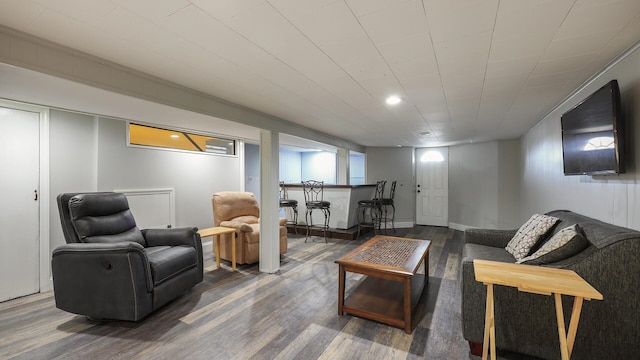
[517,224,588,265]
[505,213,559,261]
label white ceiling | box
[1,0,640,147]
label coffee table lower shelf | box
[342,274,426,332]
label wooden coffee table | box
[335,235,431,334]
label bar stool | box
[380,180,396,232]
[279,182,298,234]
[301,180,331,242]
[357,180,386,238]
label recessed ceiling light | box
[170,134,179,138]
[385,95,402,105]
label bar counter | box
[282,184,376,230]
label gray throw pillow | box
[517,224,588,265]
[506,213,559,261]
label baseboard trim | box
[449,222,476,232]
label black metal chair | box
[279,182,298,234]
[301,180,331,242]
[380,180,397,232]
[357,180,386,238]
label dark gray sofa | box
[461,210,640,359]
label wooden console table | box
[198,226,237,271]
[473,259,603,360]
[336,235,431,334]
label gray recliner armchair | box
[52,192,203,321]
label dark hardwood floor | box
[1,227,537,360]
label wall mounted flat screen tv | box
[561,79,624,175]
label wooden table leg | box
[338,265,345,315]
[230,232,236,271]
[554,293,570,360]
[566,296,584,358]
[404,277,411,334]
[214,235,221,269]
[483,283,496,360]
[424,253,429,285]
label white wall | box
[349,152,365,185]
[244,143,260,198]
[96,117,241,230]
[279,149,302,183]
[49,109,243,257]
[520,46,640,229]
[301,151,337,184]
[449,140,521,230]
[49,110,98,253]
[365,147,415,228]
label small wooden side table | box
[198,226,237,271]
[473,259,603,360]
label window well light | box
[420,150,445,163]
[386,95,402,105]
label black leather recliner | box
[52,192,203,321]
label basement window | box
[128,123,236,155]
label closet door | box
[0,106,40,302]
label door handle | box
[34,189,38,201]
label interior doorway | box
[0,104,43,301]
[415,147,449,227]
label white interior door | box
[0,106,40,302]
[416,147,449,226]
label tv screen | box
[561,80,624,175]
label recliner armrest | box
[52,242,153,292]
[142,227,203,284]
[142,227,200,248]
[219,221,253,233]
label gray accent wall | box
[365,147,415,228]
[520,45,640,230]
[449,140,521,230]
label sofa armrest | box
[464,228,517,248]
[220,220,253,233]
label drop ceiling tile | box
[187,0,265,21]
[485,56,538,79]
[425,0,498,40]
[356,0,427,44]
[532,52,595,76]
[345,0,414,18]
[488,37,547,62]
[556,0,640,39]
[543,30,616,60]
[0,0,45,29]
[32,0,117,21]
[492,0,572,42]
[111,0,190,20]
[271,0,363,46]
[526,69,583,88]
